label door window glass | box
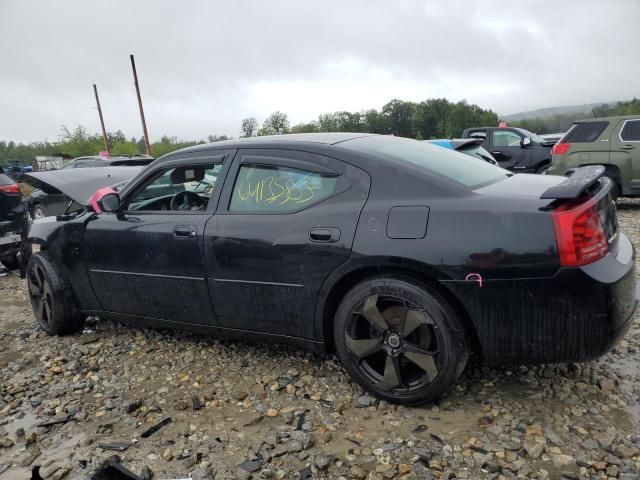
[564,121,608,143]
[126,164,222,211]
[492,130,522,147]
[230,164,338,212]
[467,130,487,142]
[620,120,640,141]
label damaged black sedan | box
[22,133,637,404]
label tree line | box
[2,97,638,165]
[510,98,640,134]
[241,98,499,139]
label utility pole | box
[130,54,151,156]
[93,84,110,156]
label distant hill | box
[502,101,620,122]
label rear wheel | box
[27,252,85,335]
[602,175,620,201]
[536,163,550,174]
[334,276,469,405]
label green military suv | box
[547,115,640,198]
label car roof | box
[172,133,375,155]
[576,115,640,123]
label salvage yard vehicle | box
[0,167,28,269]
[22,133,637,405]
[426,138,498,165]
[547,115,640,199]
[462,126,555,173]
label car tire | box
[26,252,85,335]
[333,276,469,405]
[536,164,550,174]
[602,175,620,201]
[1,254,19,270]
[32,204,47,220]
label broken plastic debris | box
[98,441,131,451]
[139,417,172,438]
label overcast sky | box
[1,0,638,143]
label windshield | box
[341,135,508,188]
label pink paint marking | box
[465,273,483,287]
[89,187,116,214]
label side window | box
[564,121,609,143]
[492,130,522,147]
[229,164,339,213]
[467,130,487,142]
[620,120,640,142]
[125,164,222,211]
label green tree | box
[290,122,319,133]
[382,99,416,138]
[240,117,258,138]
[258,111,290,136]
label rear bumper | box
[443,233,637,365]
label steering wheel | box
[170,191,206,211]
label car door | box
[83,152,231,325]
[611,118,640,189]
[489,129,531,171]
[205,148,370,339]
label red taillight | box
[0,184,20,194]
[551,142,571,155]
[552,198,608,267]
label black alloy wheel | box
[28,259,54,331]
[334,277,469,405]
[26,252,84,335]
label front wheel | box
[334,276,469,405]
[27,252,85,335]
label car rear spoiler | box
[540,165,605,200]
[452,138,484,149]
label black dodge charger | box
[22,133,636,405]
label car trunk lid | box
[476,166,618,266]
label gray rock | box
[314,454,330,470]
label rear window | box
[341,136,508,188]
[564,121,608,143]
[620,119,640,141]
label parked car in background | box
[0,166,28,269]
[23,133,636,405]
[547,115,640,199]
[540,133,564,144]
[61,154,154,169]
[462,126,555,173]
[29,155,154,218]
[3,165,27,180]
[426,138,498,165]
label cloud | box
[1,0,638,143]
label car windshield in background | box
[514,128,546,144]
[342,136,508,188]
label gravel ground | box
[1,202,640,480]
